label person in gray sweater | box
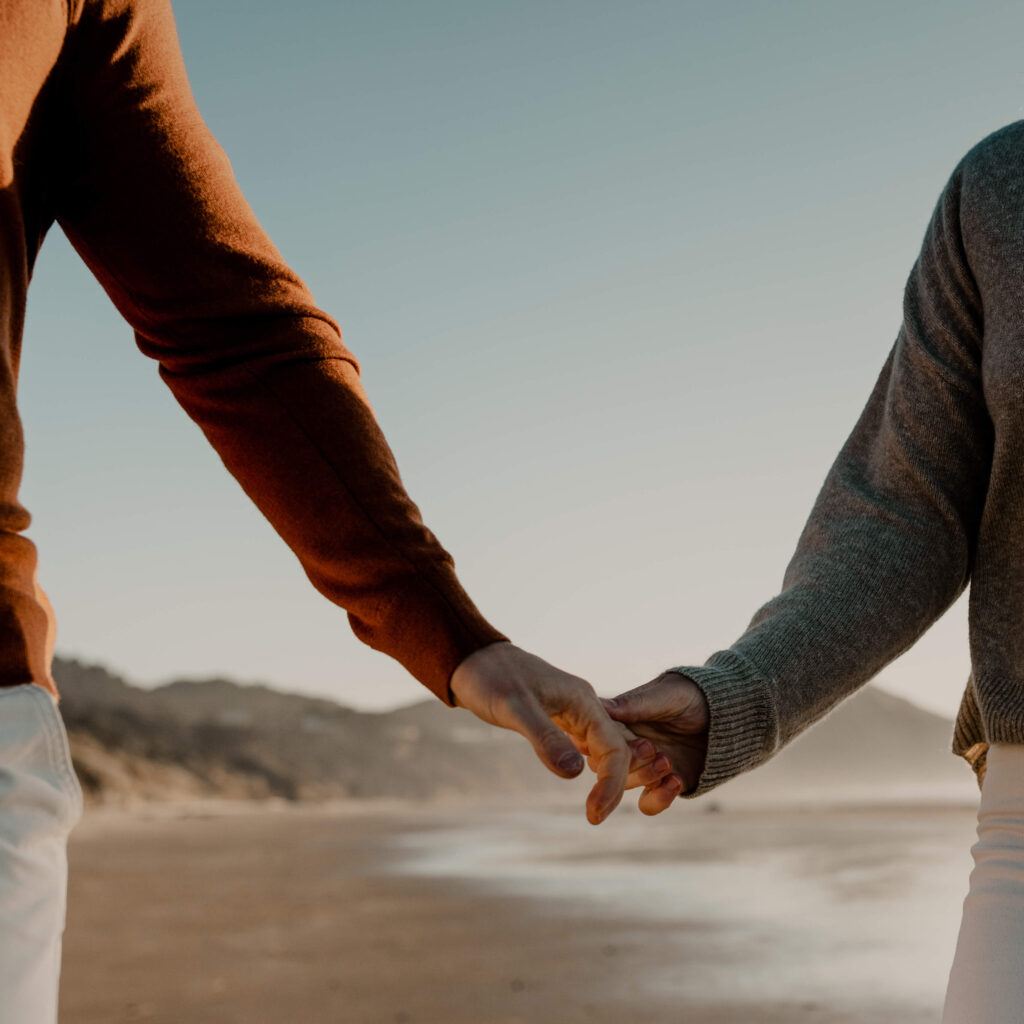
[592,122,1024,1020]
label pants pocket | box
[0,683,85,831]
[35,688,84,830]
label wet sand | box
[59,800,978,1024]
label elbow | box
[134,309,358,379]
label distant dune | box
[53,656,979,809]
[714,684,979,808]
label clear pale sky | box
[17,0,1024,714]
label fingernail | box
[558,751,584,774]
[636,740,654,758]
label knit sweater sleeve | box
[50,0,506,702]
[672,157,992,797]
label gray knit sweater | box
[671,121,1024,798]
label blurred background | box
[30,1,1024,1021]
[24,0,1023,715]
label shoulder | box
[936,122,1024,259]
[954,121,1024,210]
[961,120,1024,164]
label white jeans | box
[0,683,83,1024]
[943,742,1024,1022]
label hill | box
[51,656,979,809]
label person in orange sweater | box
[0,2,673,1020]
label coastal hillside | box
[52,656,978,808]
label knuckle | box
[565,678,598,705]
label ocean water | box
[389,801,981,1020]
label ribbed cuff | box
[972,675,1024,745]
[664,649,779,798]
[951,672,987,789]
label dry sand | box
[59,800,969,1024]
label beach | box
[59,798,979,1023]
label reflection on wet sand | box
[60,799,978,1024]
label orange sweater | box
[0,0,505,702]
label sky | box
[17,0,1024,715]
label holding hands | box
[449,643,710,822]
[449,642,634,825]
[604,673,710,814]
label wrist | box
[448,640,514,707]
[666,652,778,798]
[657,670,710,732]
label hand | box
[601,672,710,815]
[449,641,644,825]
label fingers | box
[586,747,673,789]
[602,675,680,724]
[575,725,647,763]
[448,643,653,822]
[575,699,632,826]
[625,735,657,771]
[516,688,636,823]
[603,672,709,732]
[629,754,674,789]
[637,773,684,815]
[502,695,585,779]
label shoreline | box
[72,783,981,822]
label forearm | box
[672,160,990,797]
[672,495,972,797]
[155,344,506,700]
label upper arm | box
[54,0,354,375]
[793,160,990,593]
[736,158,993,721]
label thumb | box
[602,673,693,725]
[504,695,586,779]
